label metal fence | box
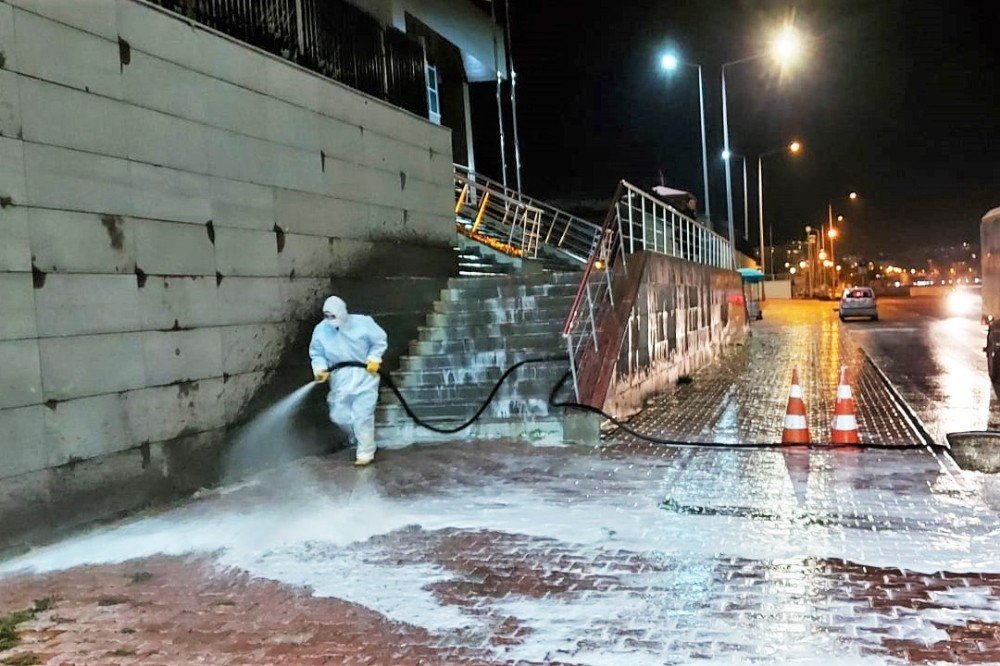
[454,165,605,265]
[561,181,734,402]
[148,0,428,118]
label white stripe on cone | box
[832,415,859,430]
[837,385,853,399]
[784,415,808,429]
[789,385,804,399]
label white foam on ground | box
[2,449,1000,664]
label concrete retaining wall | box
[0,0,456,549]
[602,252,747,418]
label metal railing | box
[454,172,544,259]
[561,181,733,402]
[148,0,428,118]
[454,165,604,264]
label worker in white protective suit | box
[309,296,388,466]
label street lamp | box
[757,140,803,276]
[721,24,805,266]
[826,192,859,289]
[660,52,711,221]
[722,150,750,240]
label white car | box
[839,287,878,321]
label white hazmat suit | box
[309,296,388,465]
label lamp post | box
[757,140,802,278]
[660,53,711,221]
[721,150,750,242]
[721,23,805,267]
[827,192,859,291]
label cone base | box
[782,429,812,445]
[830,431,860,445]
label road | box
[843,289,1000,444]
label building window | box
[426,63,441,124]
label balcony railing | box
[147,0,428,118]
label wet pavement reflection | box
[846,293,1000,444]
[1,437,999,664]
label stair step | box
[379,377,565,404]
[432,295,576,315]
[376,397,555,421]
[439,283,579,301]
[446,272,581,290]
[418,321,564,341]
[426,310,571,327]
[409,333,565,355]
[399,350,569,372]
[390,365,569,388]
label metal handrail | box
[561,180,733,402]
[455,173,544,258]
[454,164,604,264]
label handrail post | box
[455,183,469,214]
[565,335,580,401]
[641,195,647,252]
[584,280,599,351]
[472,191,491,233]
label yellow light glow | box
[799,260,807,268]
[849,192,858,200]
[827,228,838,239]
[819,250,827,260]
[837,215,844,222]
[788,140,802,154]
[789,267,797,274]
[772,25,803,66]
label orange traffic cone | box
[781,368,811,444]
[830,366,860,444]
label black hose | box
[325,359,950,452]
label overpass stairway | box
[375,251,579,446]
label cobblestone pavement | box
[626,299,925,445]
[3,301,999,665]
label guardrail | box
[561,181,733,401]
[454,165,604,264]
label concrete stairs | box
[375,251,580,447]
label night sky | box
[469,1,1000,257]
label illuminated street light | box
[771,24,804,66]
[825,192,860,290]
[819,250,828,261]
[721,23,810,266]
[790,267,797,274]
[799,261,808,269]
[660,54,679,71]
[757,139,803,279]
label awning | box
[737,268,765,283]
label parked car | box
[839,287,878,321]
